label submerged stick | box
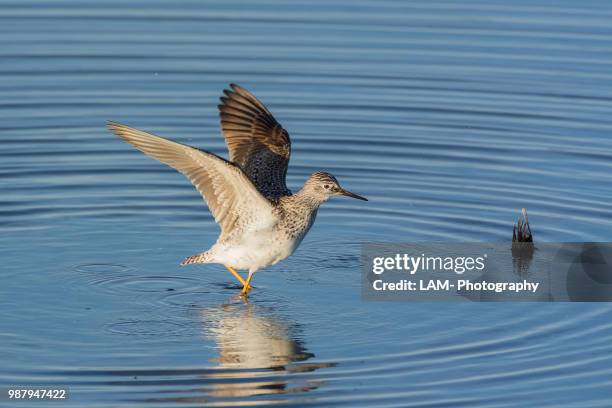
[512,207,533,243]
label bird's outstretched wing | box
[219,84,291,200]
[108,122,275,237]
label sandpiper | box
[108,84,367,295]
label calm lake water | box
[2,0,612,406]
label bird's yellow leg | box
[224,265,247,286]
[241,272,254,295]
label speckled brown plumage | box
[108,84,366,293]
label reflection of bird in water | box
[108,84,366,295]
[206,302,312,369]
[200,299,335,399]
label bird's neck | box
[293,186,326,209]
[280,188,322,239]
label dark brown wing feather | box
[219,84,291,200]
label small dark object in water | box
[512,208,534,276]
[513,208,533,242]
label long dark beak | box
[338,188,368,201]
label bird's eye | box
[324,184,330,189]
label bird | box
[108,84,367,295]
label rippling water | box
[2,0,612,406]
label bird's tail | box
[181,251,213,266]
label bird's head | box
[304,172,367,202]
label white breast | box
[209,199,318,272]
[210,223,305,271]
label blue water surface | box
[2,1,612,406]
